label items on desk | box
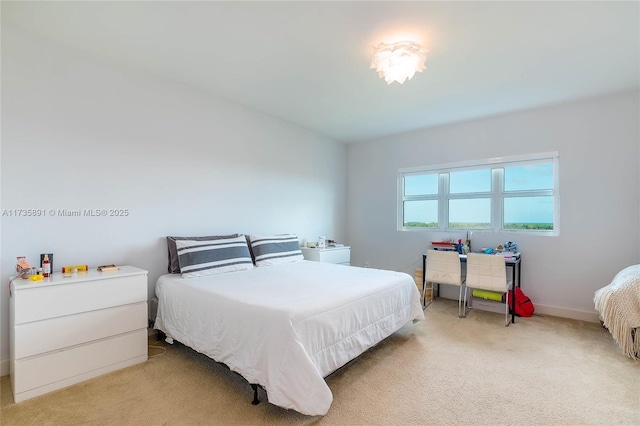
[499,251,520,259]
[504,241,519,252]
[431,241,456,251]
[433,236,519,257]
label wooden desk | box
[422,252,522,323]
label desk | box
[422,252,522,324]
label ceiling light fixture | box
[370,41,427,85]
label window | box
[398,152,559,235]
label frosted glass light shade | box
[370,41,427,85]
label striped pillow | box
[249,234,304,267]
[166,234,239,273]
[176,235,254,278]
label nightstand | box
[301,246,350,265]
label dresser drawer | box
[14,302,147,359]
[14,275,147,325]
[13,329,147,395]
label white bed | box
[594,264,640,359]
[154,260,424,416]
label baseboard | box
[534,304,600,323]
[437,293,601,323]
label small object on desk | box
[97,264,119,272]
[431,241,456,250]
[504,241,519,252]
[498,251,521,259]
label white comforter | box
[154,260,424,416]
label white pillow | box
[176,235,254,278]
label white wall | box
[347,90,640,322]
[0,27,347,369]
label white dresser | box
[301,246,351,265]
[10,265,148,403]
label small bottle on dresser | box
[42,254,51,277]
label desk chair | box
[424,250,465,317]
[465,253,510,326]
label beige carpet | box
[2,300,638,426]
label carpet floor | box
[1,299,638,425]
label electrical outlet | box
[364,262,369,268]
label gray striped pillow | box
[166,234,238,273]
[249,234,304,267]
[176,235,254,278]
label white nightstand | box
[301,246,350,265]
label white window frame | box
[397,152,559,236]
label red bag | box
[508,287,535,317]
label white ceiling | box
[3,1,639,143]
